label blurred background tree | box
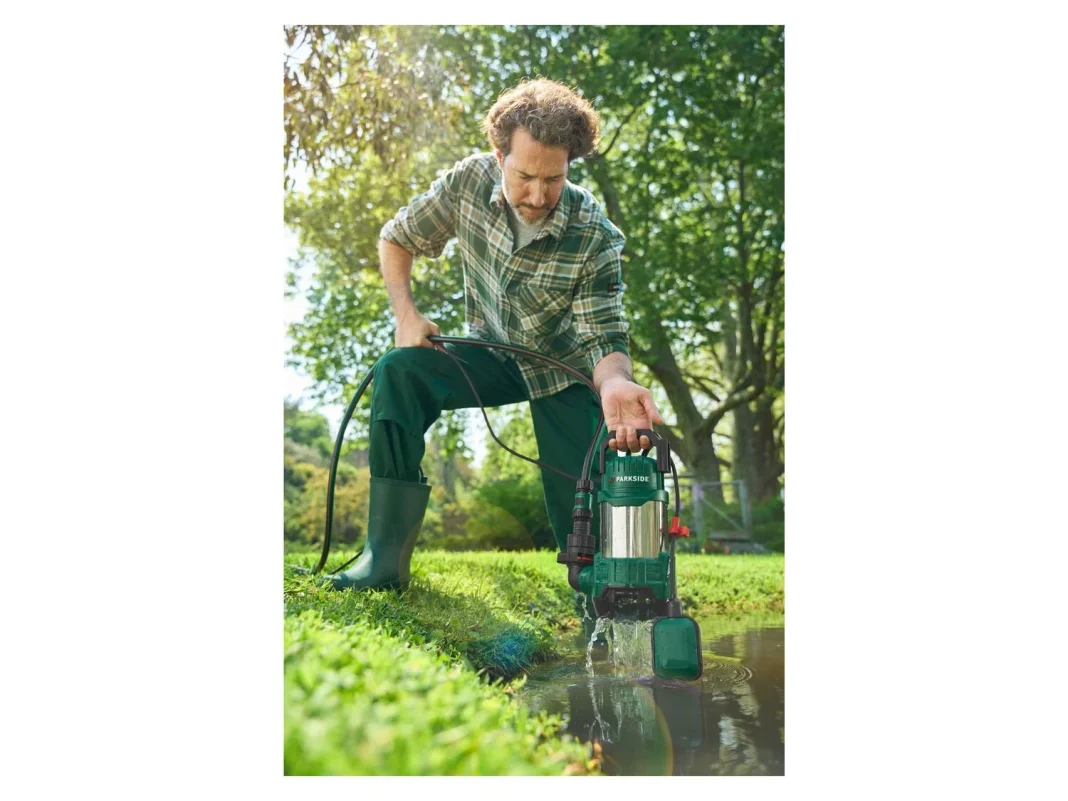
[284,25,784,548]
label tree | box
[284,25,785,502]
[284,399,333,461]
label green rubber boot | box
[328,476,431,591]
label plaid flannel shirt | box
[379,152,630,400]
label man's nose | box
[529,183,545,207]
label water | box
[585,617,607,670]
[520,620,785,776]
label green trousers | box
[368,341,609,552]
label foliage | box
[284,24,785,506]
[285,550,580,679]
[479,406,543,483]
[418,487,548,552]
[284,549,782,774]
[473,480,555,550]
[284,412,370,544]
[749,495,785,552]
[284,26,468,184]
[284,399,333,461]
[285,549,784,677]
[285,610,596,775]
[673,553,785,614]
[684,492,785,553]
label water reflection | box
[519,624,784,776]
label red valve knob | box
[668,517,690,537]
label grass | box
[285,610,594,775]
[284,548,784,775]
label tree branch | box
[703,335,725,372]
[695,383,763,441]
[680,370,721,401]
[598,104,642,159]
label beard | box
[501,181,553,224]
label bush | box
[750,495,785,552]
[473,479,554,550]
[416,480,550,552]
[284,610,594,775]
[284,445,369,545]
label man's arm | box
[593,350,633,393]
[574,229,664,452]
[377,157,468,347]
[379,239,439,348]
[595,351,665,453]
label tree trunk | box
[641,322,725,501]
[731,402,758,499]
[585,152,730,499]
[752,393,784,498]
[731,395,783,502]
[442,455,457,499]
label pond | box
[518,618,784,776]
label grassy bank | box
[284,549,784,775]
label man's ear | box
[494,149,504,170]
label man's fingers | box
[609,428,655,452]
[612,427,638,453]
[628,430,641,452]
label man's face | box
[495,128,569,224]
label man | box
[331,78,664,591]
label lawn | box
[284,549,784,775]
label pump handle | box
[600,428,671,475]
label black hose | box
[294,357,383,577]
[432,342,602,482]
[669,454,681,600]
[300,335,616,576]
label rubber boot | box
[328,476,431,590]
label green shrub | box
[750,495,785,552]
[284,610,595,775]
[284,448,369,545]
[283,550,783,775]
[415,480,552,552]
[474,479,554,550]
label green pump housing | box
[558,427,703,680]
[573,451,672,619]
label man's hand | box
[600,377,665,453]
[395,310,441,348]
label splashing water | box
[608,619,654,674]
[585,617,655,675]
[586,617,608,671]
[577,592,591,622]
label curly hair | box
[482,78,601,162]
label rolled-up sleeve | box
[379,160,463,258]
[572,227,631,371]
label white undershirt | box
[505,202,546,251]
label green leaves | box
[285,610,593,775]
[285,25,786,496]
[283,550,783,774]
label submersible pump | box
[558,428,704,681]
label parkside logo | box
[611,475,649,483]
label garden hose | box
[291,335,624,577]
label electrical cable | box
[289,335,624,577]
[669,454,681,600]
[432,343,603,482]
